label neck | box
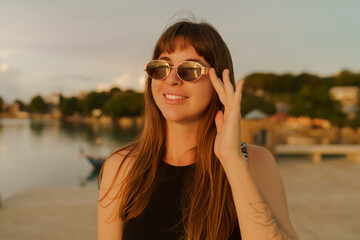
[164,121,199,166]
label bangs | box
[152,22,216,66]
[157,35,192,55]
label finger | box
[223,69,234,99]
[209,68,227,104]
[214,110,224,133]
[234,79,244,108]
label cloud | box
[0,63,21,102]
[137,74,146,90]
[97,73,146,92]
[0,63,10,72]
[51,74,92,83]
[0,49,23,59]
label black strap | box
[241,142,248,162]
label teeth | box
[165,94,187,100]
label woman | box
[98,19,299,240]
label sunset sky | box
[1,0,359,102]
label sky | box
[0,0,359,103]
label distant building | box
[76,91,89,100]
[44,92,61,105]
[44,92,61,118]
[9,102,30,118]
[329,86,360,119]
[0,101,7,112]
[244,109,268,120]
[241,109,277,153]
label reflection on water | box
[0,118,142,200]
[78,169,101,187]
[30,121,47,135]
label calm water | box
[0,118,141,200]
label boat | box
[79,148,106,170]
[86,155,105,170]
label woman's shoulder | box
[244,143,282,191]
[105,147,136,168]
[245,143,274,163]
[99,147,137,191]
[244,143,278,178]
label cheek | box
[151,80,162,103]
[195,82,214,109]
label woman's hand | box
[209,68,245,165]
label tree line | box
[1,70,359,127]
[59,88,144,118]
[0,87,144,119]
[241,69,360,128]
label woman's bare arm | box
[98,151,133,240]
[222,144,299,240]
[209,69,299,239]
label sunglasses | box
[144,60,209,82]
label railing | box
[275,144,360,163]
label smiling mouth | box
[164,94,188,100]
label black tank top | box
[122,143,248,240]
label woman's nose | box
[165,68,183,86]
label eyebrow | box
[158,56,206,66]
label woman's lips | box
[163,94,188,103]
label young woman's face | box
[151,40,214,124]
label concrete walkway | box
[0,158,359,240]
[278,158,360,240]
[0,187,98,240]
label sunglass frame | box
[144,60,208,82]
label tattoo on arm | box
[247,202,296,240]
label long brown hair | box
[99,20,237,240]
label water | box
[0,118,141,200]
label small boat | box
[79,148,106,170]
[86,155,105,170]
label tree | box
[241,94,276,116]
[109,87,122,97]
[103,92,144,118]
[29,95,48,113]
[348,114,360,129]
[287,85,347,126]
[0,96,3,112]
[82,91,111,115]
[14,99,27,111]
[59,96,81,116]
[334,70,360,86]
[243,73,278,93]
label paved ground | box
[0,158,359,240]
[278,158,360,240]
[0,187,98,240]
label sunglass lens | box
[146,61,169,79]
[178,62,202,82]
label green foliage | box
[103,92,144,117]
[348,113,360,129]
[109,87,122,96]
[15,99,27,111]
[59,96,81,116]
[241,69,360,127]
[287,85,347,125]
[29,95,48,113]
[241,94,276,116]
[0,96,3,112]
[82,91,111,115]
[244,73,278,92]
[334,70,360,86]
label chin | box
[163,113,205,125]
[162,113,187,123]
